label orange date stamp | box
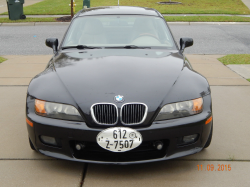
[197,164,231,171]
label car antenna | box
[118,0,119,6]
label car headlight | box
[155,98,203,121]
[35,99,84,121]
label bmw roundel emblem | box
[114,95,124,103]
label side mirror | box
[45,38,58,54]
[180,38,193,53]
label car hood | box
[53,49,184,110]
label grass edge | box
[0,57,7,64]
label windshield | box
[62,15,176,49]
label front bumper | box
[26,95,212,165]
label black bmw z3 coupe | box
[26,6,213,164]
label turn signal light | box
[205,116,213,125]
[26,118,33,127]
[35,99,46,114]
[192,98,203,113]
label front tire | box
[204,123,213,148]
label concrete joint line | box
[0,158,55,160]
[192,63,222,64]
[2,63,47,64]
[210,85,250,86]
[205,77,244,79]
[0,85,28,87]
[0,77,33,78]
[178,159,250,162]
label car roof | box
[77,6,162,17]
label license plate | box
[96,127,142,152]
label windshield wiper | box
[62,45,101,50]
[105,45,151,49]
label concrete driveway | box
[0,54,250,186]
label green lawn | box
[0,17,56,23]
[218,54,250,65]
[164,16,250,22]
[2,0,250,15]
[0,57,7,63]
[247,79,250,82]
